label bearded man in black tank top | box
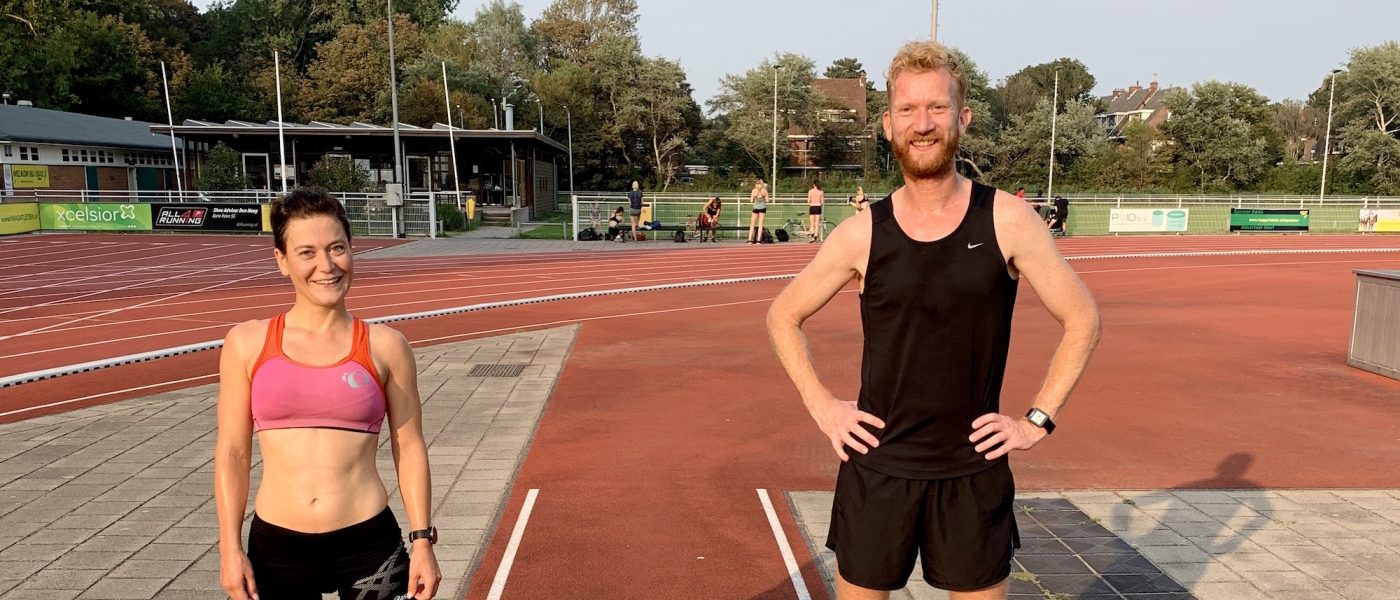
[768,41,1101,600]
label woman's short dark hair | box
[270,187,351,252]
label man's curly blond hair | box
[886,41,966,108]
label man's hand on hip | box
[970,413,1048,460]
[810,398,885,462]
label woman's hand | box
[219,550,258,600]
[407,543,442,599]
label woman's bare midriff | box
[253,428,388,533]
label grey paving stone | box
[78,578,169,600]
[107,558,193,579]
[0,542,71,562]
[49,550,133,570]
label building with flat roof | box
[0,104,180,196]
[159,119,567,217]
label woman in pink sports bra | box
[215,188,441,600]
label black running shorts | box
[826,459,1019,592]
[248,507,410,599]
[808,205,823,215]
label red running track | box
[4,233,1400,598]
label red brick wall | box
[96,167,127,191]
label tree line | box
[2,0,1397,195]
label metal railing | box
[567,192,1400,238]
[2,189,443,238]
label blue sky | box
[191,0,1398,105]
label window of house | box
[62,149,70,162]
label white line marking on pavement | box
[758,488,812,600]
[487,488,539,600]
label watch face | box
[1029,411,1047,426]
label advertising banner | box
[261,204,271,232]
[1229,208,1310,232]
[11,165,49,188]
[1108,208,1190,233]
[0,203,40,235]
[153,203,263,232]
[39,202,153,231]
[1359,209,1400,233]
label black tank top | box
[853,182,1019,479]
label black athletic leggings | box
[248,507,410,600]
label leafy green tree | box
[992,58,1096,121]
[531,0,638,67]
[200,142,250,190]
[1161,82,1273,191]
[296,15,424,123]
[824,57,864,79]
[308,155,373,192]
[812,119,861,170]
[709,53,820,183]
[622,57,696,190]
[1273,99,1322,164]
[990,98,1107,188]
[1331,42,1400,193]
[176,60,254,122]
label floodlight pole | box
[1047,68,1060,200]
[274,50,288,193]
[1320,69,1342,200]
[387,0,404,237]
[160,61,184,194]
[772,64,779,194]
[442,62,462,212]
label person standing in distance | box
[767,42,1100,600]
[627,181,645,241]
[748,179,770,244]
[807,180,826,242]
[215,188,442,600]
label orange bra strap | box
[251,313,285,376]
[352,319,385,388]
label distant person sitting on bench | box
[607,207,625,241]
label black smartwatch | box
[408,526,438,545]
[1025,408,1056,434]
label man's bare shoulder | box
[989,188,1043,229]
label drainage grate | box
[469,363,527,377]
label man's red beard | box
[892,126,960,180]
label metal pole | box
[1320,69,1341,200]
[1047,68,1059,200]
[930,0,938,41]
[159,61,184,194]
[491,98,499,129]
[274,50,288,193]
[565,105,574,195]
[387,0,404,236]
[442,62,462,211]
[772,64,779,195]
[537,98,544,133]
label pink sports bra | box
[249,314,387,434]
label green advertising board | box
[39,203,154,231]
[1229,208,1310,232]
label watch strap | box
[1025,408,1056,434]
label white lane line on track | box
[0,266,278,341]
[0,373,217,418]
[758,489,812,600]
[0,245,265,303]
[486,488,539,600]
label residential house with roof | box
[159,117,567,217]
[1096,80,1177,140]
[786,74,869,173]
[0,103,182,196]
